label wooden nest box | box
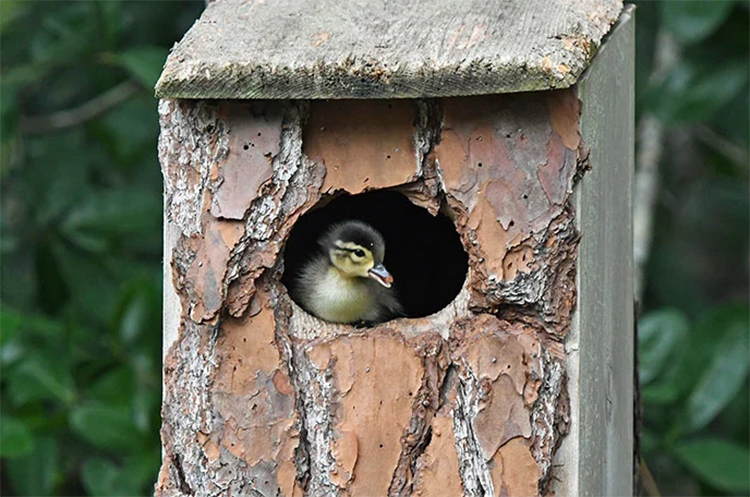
[155,1,634,496]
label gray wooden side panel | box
[163,217,181,364]
[156,0,622,99]
[555,6,635,497]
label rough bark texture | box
[155,0,623,99]
[157,89,585,497]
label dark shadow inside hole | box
[282,190,468,320]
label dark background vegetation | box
[0,1,748,495]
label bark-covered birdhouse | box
[155,1,634,496]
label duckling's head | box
[320,221,394,288]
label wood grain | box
[156,0,623,99]
[551,6,635,497]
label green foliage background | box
[0,1,748,496]
[1,1,203,495]
[634,2,749,495]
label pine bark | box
[156,91,585,497]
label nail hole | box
[477,162,483,168]
[522,194,528,199]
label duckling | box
[295,220,404,324]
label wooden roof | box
[156,0,623,99]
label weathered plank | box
[156,0,623,99]
[551,6,635,497]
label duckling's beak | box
[368,263,394,288]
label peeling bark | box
[158,90,585,496]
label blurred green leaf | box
[673,438,750,494]
[653,57,749,123]
[89,366,135,406]
[641,428,659,455]
[119,291,149,345]
[639,308,690,384]
[0,81,17,152]
[660,1,735,43]
[115,46,167,88]
[82,457,142,496]
[0,415,34,458]
[682,307,749,433]
[62,187,162,247]
[70,404,145,452]
[661,304,750,403]
[0,305,23,346]
[123,449,162,490]
[0,1,28,32]
[6,436,59,496]
[50,240,118,322]
[8,355,76,406]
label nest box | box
[155,1,634,496]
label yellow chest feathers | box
[306,267,375,323]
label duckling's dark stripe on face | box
[322,220,386,262]
[334,228,378,251]
[334,241,366,252]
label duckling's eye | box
[354,249,365,258]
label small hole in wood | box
[522,194,528,199]
[243,144,249,150]
[509,220,515,227]
[386,155,391,160]
[379,444,384,448]
[477,162,483,168]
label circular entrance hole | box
[282,190,468,320]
